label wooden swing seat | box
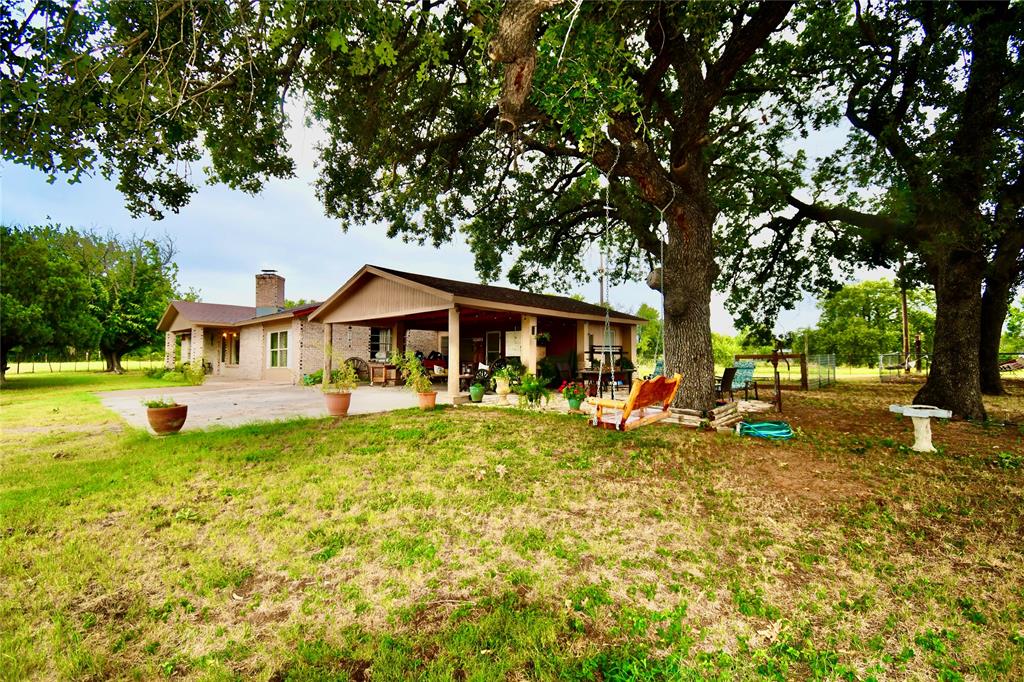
[587,373,682,431]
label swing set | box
[585,126,681,430]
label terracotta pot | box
[418,391,437,411]
[324,391,352,417]
[147,405,188,434]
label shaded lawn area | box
[1,373,1022,680]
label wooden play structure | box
[587,373,682,431]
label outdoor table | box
[578,369,634,400]
[369,363,398,386]
[888,404,952,452]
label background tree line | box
[1,0,1020,418]
[0,225,187,380]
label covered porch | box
[309,265,643,399]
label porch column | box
[189,325,204,365]
[448,305,461,397]
[521,314,538,375]
[391,321,407,356]
[620,324,638,366]
[576,321,587,371]
[164,332,176,369]
[322,322,333,387]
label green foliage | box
[0,225,101,374]
[635,304,663,360]
[324,361,359,393]
[142,398,179,409]
[808,280,934,366]
[515,373,552,408]
[183,362,206,387]
[391,349,433,394]
[1003,298,1024,353]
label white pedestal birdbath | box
[888,404,952,452]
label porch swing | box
[586,128,682,431]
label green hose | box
[738,421,794,440]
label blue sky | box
[1,118,826,335]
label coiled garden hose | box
[737,421,794,440]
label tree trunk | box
[979,229,1023,395]
[914,253,987,420]
[662,203,716,412]
[980,278,1011,395]
[103,349,125,374]
[0,345,7,383]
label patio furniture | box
[732,360,759,399]
[888,404,952,452]
[578,368,635,400]
[587,373,682,431]
[715,367,738,403]
[369,362,398,386]
[345,356,370,382]
[999,356,1024,372]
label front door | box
[485,331,501,365]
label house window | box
[439,333,449,357]
[369,327,392,361]
[221,332,240,365]
[269,331,289,367]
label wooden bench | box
[586,373,682,431]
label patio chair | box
[731,360,759,400]
[715,366,738,403]
[645,359,664,380]
[999,356,1024,372]
[587,373,682,431]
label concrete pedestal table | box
[888,404,952,452]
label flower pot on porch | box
[418,391,438,411]
[469,384,485,403]
[147,405,188,434]
[324,391,352,417]
[494,378,511,405]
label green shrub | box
[144,367,166,379]
[183,361,206,386]
[302,370,324,386]
[160,371,185,382]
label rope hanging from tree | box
[652,182,675,377]
[595,123,620,400]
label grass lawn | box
[1,372,1022,680]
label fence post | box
[799,353,808,391]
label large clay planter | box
[147,405,188,434]
[469,384,485,403]
[324,391,352,417]
[418,391,438,411]
[494,378,511,405]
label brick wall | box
[406,329,439,355]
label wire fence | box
[807,353,837,389]
[4,354,165,375]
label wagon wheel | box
[345,356,370,381]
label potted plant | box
[535,332,552,347]
[394,349,437,410]
[559,380,588,411]
[516,373,552,408]
[323,359,358,417]
[143,398,188,434]
[469,382,486,403]
[491,365,520,405]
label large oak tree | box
[1,0,805,410]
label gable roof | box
[158,301,257,330]
[371,266,645,322]
[309,264,645,324]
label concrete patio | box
[97,378,456,433]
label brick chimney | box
[255,270,285,316]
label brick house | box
[157,270,437,383]
[158,265,644,389]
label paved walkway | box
[97,378,454,433]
